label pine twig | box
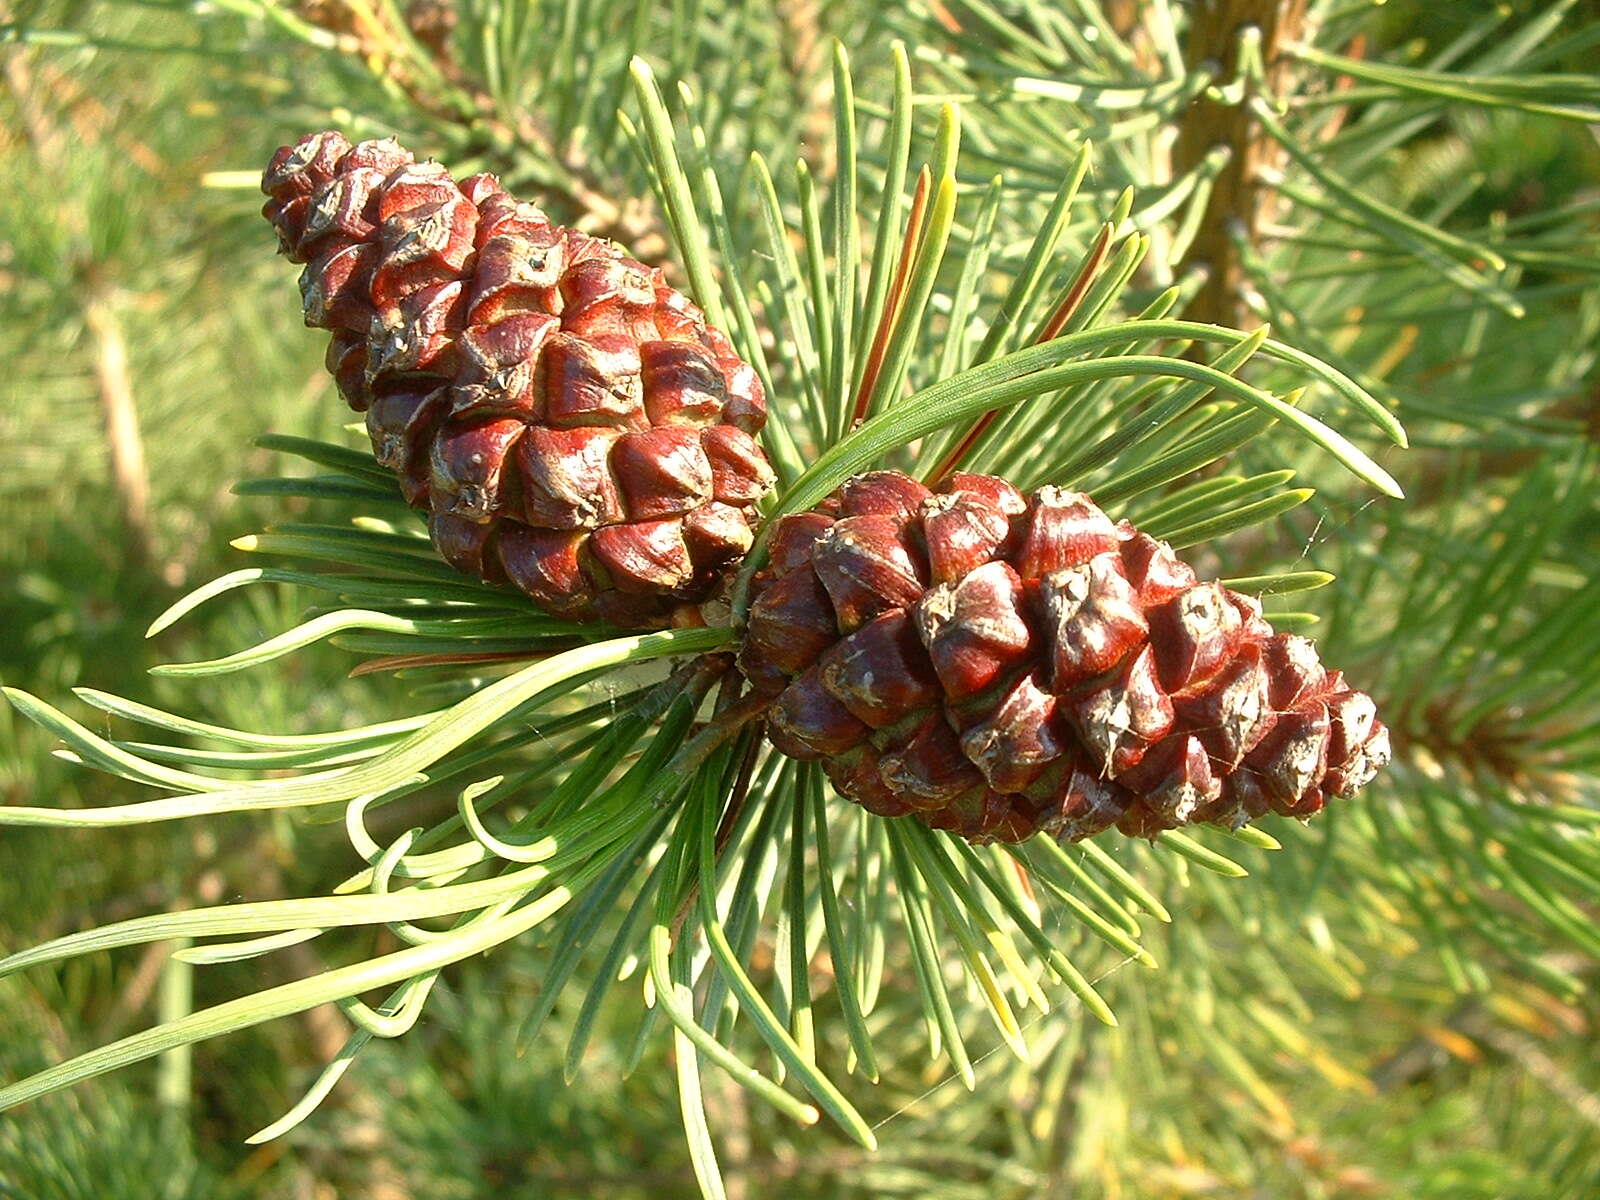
[83,286,154,569]
[775,0,835,182]
[290,0,671,260]
[1172,0,1310,328]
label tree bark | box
[1172,0,1309,329]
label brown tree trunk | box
[1172,0,1309,329]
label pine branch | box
[83,285,154,569]
[282,0,672,257]
[1171,0,1310,328]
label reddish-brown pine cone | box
[261,130,775,628]
[739,470,1391,845]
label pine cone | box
[740,471,1390,844]
[261,131,774,628]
